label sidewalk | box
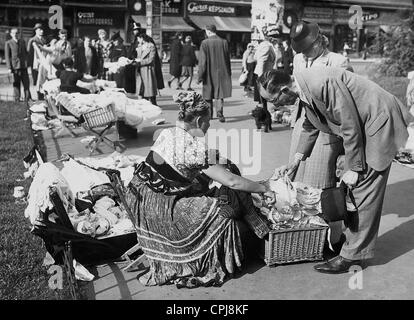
[26,61,414,299]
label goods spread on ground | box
[24,158,137,239]
[252,175,328,230]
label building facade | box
[1,0,413,59]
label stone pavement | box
[26,61,414,299]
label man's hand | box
[341,170,359,188]
[8,69,13,74]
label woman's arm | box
[202,164,268,193]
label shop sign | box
[303,7,334,21]
[77,11,113,25]
[162,0,182,16]
[334,8,380,24]
[362,12,379,22]
[187,1,236,16]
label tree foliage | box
[373,11,414,77]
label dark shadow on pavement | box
[382,179,414,218]
[370,179,414,266]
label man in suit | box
[258,68,413,273]
[74,35,99,76]
[252,25,283,131]
[27,23,47,100]
[198,24,232,123]
[6,27,31,102]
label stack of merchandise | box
[24,159,135,239]
[252,176,328,230]
[104,57,133,74]
[75,151,145,185]
[54,90,162,127]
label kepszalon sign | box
[187,1,236,16]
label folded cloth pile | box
[252,176,327,230]
[75,151,145,185]
[98,91,162,127]
[60,158,110,194]
[25,160,135,238]
[54,91,162,127]
[104,57,133,74]
[25,163,75,225]
[42,79,61,97]
[70,195,134,238]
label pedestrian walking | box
[5,27,31,102]
[135,33,158,106]
[74,35,99,76]
[198,24,232,123]
[27,23,46,100]
[167,32,183,89]
[178,35,197,91]
[281,40,293,75]
[241,43,256,95]
[253,25,283,131]
[259,67,413,274]
[95,29,112,79]
[109,32,127,88]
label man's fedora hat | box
[291,21,320,53]
[33,23,43,31]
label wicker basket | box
[260,225,328,266]
[83,105,116,128]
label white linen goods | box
[25,163,74,225]
[98,91,162,127]
[60,158,110,194]
[253,175,327,229]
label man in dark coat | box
[167,32,183,89]
[27,23,46,99]
[259,68,413,274]
[127,22,164,92]
[6,27,31,101]
[198,25,232,123]
[109,32,127,88]
[74,35,99,76]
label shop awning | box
[189,15,251,32]
[131,15,194,32]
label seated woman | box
[56,57,95,94]
[124,92,273,288]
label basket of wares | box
[252,176,329,266]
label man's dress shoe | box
[314,255,363,274]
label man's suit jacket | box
[5,38,28,70]
[295,67,412,172]
[253,40,276,77]
[27,35,46,69]
[74,45,99,76]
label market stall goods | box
[54,90,162,128]
[252,175,327,230]
[25,160,135,239]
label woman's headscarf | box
[173,91,210,121]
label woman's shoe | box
[167,80,171,88]
[187,87,194,91]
